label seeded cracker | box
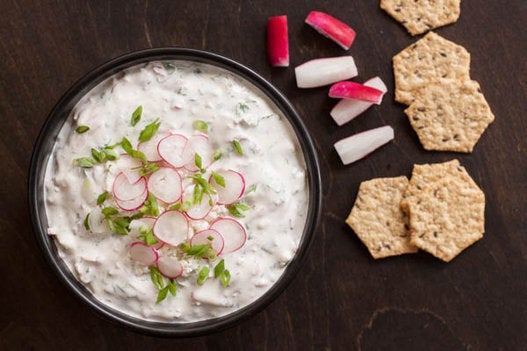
[405,79,494,152]
[392,32,471,105]
[380,0,461,36]
[401,159,485,262]
[346,177,418,259]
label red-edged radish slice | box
[115,188,148,211]
[147,167,182,203]
[182,185,216,220]
[330,77,388,126]
[183,134,214,172]
[210,169,245,205]
[158,134,192,168]
[295,56,358,88]
[329,81,384,103]
[112,172,147,201]
[267,15,289,67]
[129,242,159,266]
[153,210,189,246]
[138,131,170,162]
[129,216,156,235]
[115,154,142,184]
[334,126,394,165]
[156,255,183,279]
[190,229,225,255]
[210,217,247,255]
[305,11,356,50]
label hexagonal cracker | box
[380,0,461,36]
[346,176,418,259]
[404,78,495,152]
[392,32,471,105]
[401,159,485,262]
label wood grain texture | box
[1,0,525,350]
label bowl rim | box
[28,47,322,337]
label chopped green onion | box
[131,105,143,126]
[220,269,231,287]
[211,171,225,187]
[245,183,257,194]
[96,191,108,205]
[197,266,210,286]
[156,286,169,303]
[233,139,243,155]
[192,120,208,132]
[226,203,250,218]
[74,157,95,168]
[194,153,203,171]
[101,207,119,217]
[213,149,222,161]
[138,119,160,143]
[91,148,105,163]
[150,266,164,290]
[83,213,90,231]
[167,279,177,296]
[214,259,225,278]
[75,125,90,134]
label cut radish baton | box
[138,131,170,162]
[334,126,394,165]
[112,172,147,201]
[267,15,289,67]
[115,188,148,211]
[156,255,183,279]
[305,11,356,50]
[295,56,358,88]
[210,169,245,205]
[329,81,384,103]
[153,210,189,246]
[330,77,388,126]
[210,218,246,255]
[190,229,225,255]
[158,134,192,168]
[129,242,159,266]
[147,167,182,203]
[183,134,213,172]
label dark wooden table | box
[1,1,525,350]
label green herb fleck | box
[91,148,105,163]
[167,279,177,296]
[96,191,108,205]
[214,259,225,278]
[213,149,222,161]
[220,269,231,287]
[181,243,212,259]
[232,139,243,155]
[74,157,95,168]
[162,62,175,74]
[245,183,257,194]
[138,162,160,176]
[150,266,164,290]
[197,266,210,286]
[192,120,208,132]
[83,213,90,231]
[131,105,143,126]
[226,203,250,218]
[138,227,158,246]
[236,102,249,114]
[75,125,90,134]
[101,207,119,217]
[140,193,160,217]
[211,171,225,187]
[138,119,160,143]
[194,153,204,172]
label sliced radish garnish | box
[112,172,147,201]
[156,255,183,279]
[153,210,189,246]
[267,15,289,67]
[147,167,182,203]
[182,186,215,220]
[334,126,394,165]
[295,56,358,88]
[129,242,159,266]
[210,169,245,205]
[138,131,170,162]
[129,216,156,235]
[115,188,148,211]
[330,77,388,126]
[115,154,142,184]
[210,218,247,255]
[183,134,213,172]
[158,134,192,168]
[190,229,225,255]
[329,81,384,103]
[305,11,356,50]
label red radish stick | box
[190,229,225,255]
[156,255,183,279]
[334,126,394,165]
[330,76,387,126]
[267,15,289,67]
[329,81,384,103]
[295,56,358,88]
[129,242,159,266]
[305,11,356,50]
[210,217,246,255]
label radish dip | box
[44,60,309,322]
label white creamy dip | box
[44,60,308,322]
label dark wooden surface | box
[1,1,526,350]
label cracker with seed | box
[404,78,495,152]
[346,176,418,259]
[380,0,461,36]
[393,32,471,105]
[401,159,485,262]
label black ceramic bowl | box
[28,48,321,337]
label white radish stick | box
[129,242,159,266]
[156,255,183,279]
[138,131,170,162]
[330,77,387,126]
[329,81,384,103]
[112,172,147,201]
[305,11,356,50]
[210,217,246,255]
[209,169,245,205]
[183,134,214,172]
[295,56,358,88]
[153,210,189,246]
[190,229,225,255]
[115,188,148,211]
[158,134,192,168]
[334,126,394,165]
[267,15,289,67]
[147,167,182,203]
